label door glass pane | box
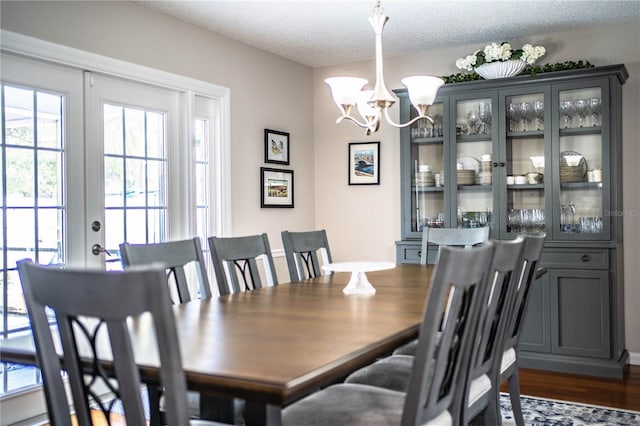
[505,94,546,234]
[105,208,125,247]
[124,107,145,157]
[147,159,165,207]
[105,156,124,208]
[104,104,123,155]
[558,87,603,235]
[36,92,62,149]
[147,111,165,158]
[103,104,167,266]
[126,158,146,207]
[455,99,492,228]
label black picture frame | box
[261,167,294,208]
[264,129,290,165]
[348,141,380,185]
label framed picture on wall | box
[261,167,294,208]
[348,141,380,185]
[264,129,290,165]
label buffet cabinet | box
[395,64,628,378]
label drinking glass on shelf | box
[519,209,532,233]
[508,102,522,132]
[431,112,443,137]
[519,102,533,131]
[531,208,545,232]
[478,101,492,134]
[418,119,429,137]
[589,97,602,126]
[466,109,481,135]
[574,99,589,127]
[508,208,519,232]
[533,100,544,130]
[559,99,575,128]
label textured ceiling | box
[136,0,640,68]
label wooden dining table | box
[0,263,434,425]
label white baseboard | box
[629,351,640,365]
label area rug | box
[500,393,640,426]
[98,390,640,425]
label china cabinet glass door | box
[500,86,551,239]
[553,79,610,240]
[407,100,448,236]
[450,92,497,233]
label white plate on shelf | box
[457,156,480,173]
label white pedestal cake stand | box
[322,261,396,295]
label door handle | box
[91,244,112,256]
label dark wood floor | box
[502,365,640,412]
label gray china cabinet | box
[395,64,629,378]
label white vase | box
[474,60,527,79]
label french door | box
[1,53,84,400]
[1,54,183,398]
[84,72,181,269]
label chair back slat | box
[504,233,546,349]
[209,233,278,295]
[120,237,212,302]
[421,226,490,265]
[402,242,495,426]
[17,261,192,426]
[281,230,333,281]
[473,237,525,372]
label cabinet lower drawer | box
[396,242,440,264]
[396,245,421,264]
[540,248,608,269]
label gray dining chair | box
[344,238,526,426]
[17,260,225,426]
[120,237,212,303]
[498,233,546,426]
[421,226,490,265]
[282,243,495,426]
[120,238,222,424]
[393,225,491,357]
[208,233,278,295]
[461,236,526,425]
[281,229,333,282]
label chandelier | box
[325,1,444,135]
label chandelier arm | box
[383,108,434,128]
[337,114,375,130]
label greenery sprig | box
[440,60,594,84]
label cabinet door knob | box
[499,162,506,167]
[581,254,591,262]
[417,250,422,258]
[492,162,498,167]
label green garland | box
[441,60,594,84]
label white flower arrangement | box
[456,42,546,72]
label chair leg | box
[508,370,525,426]
[473,391,501,426]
